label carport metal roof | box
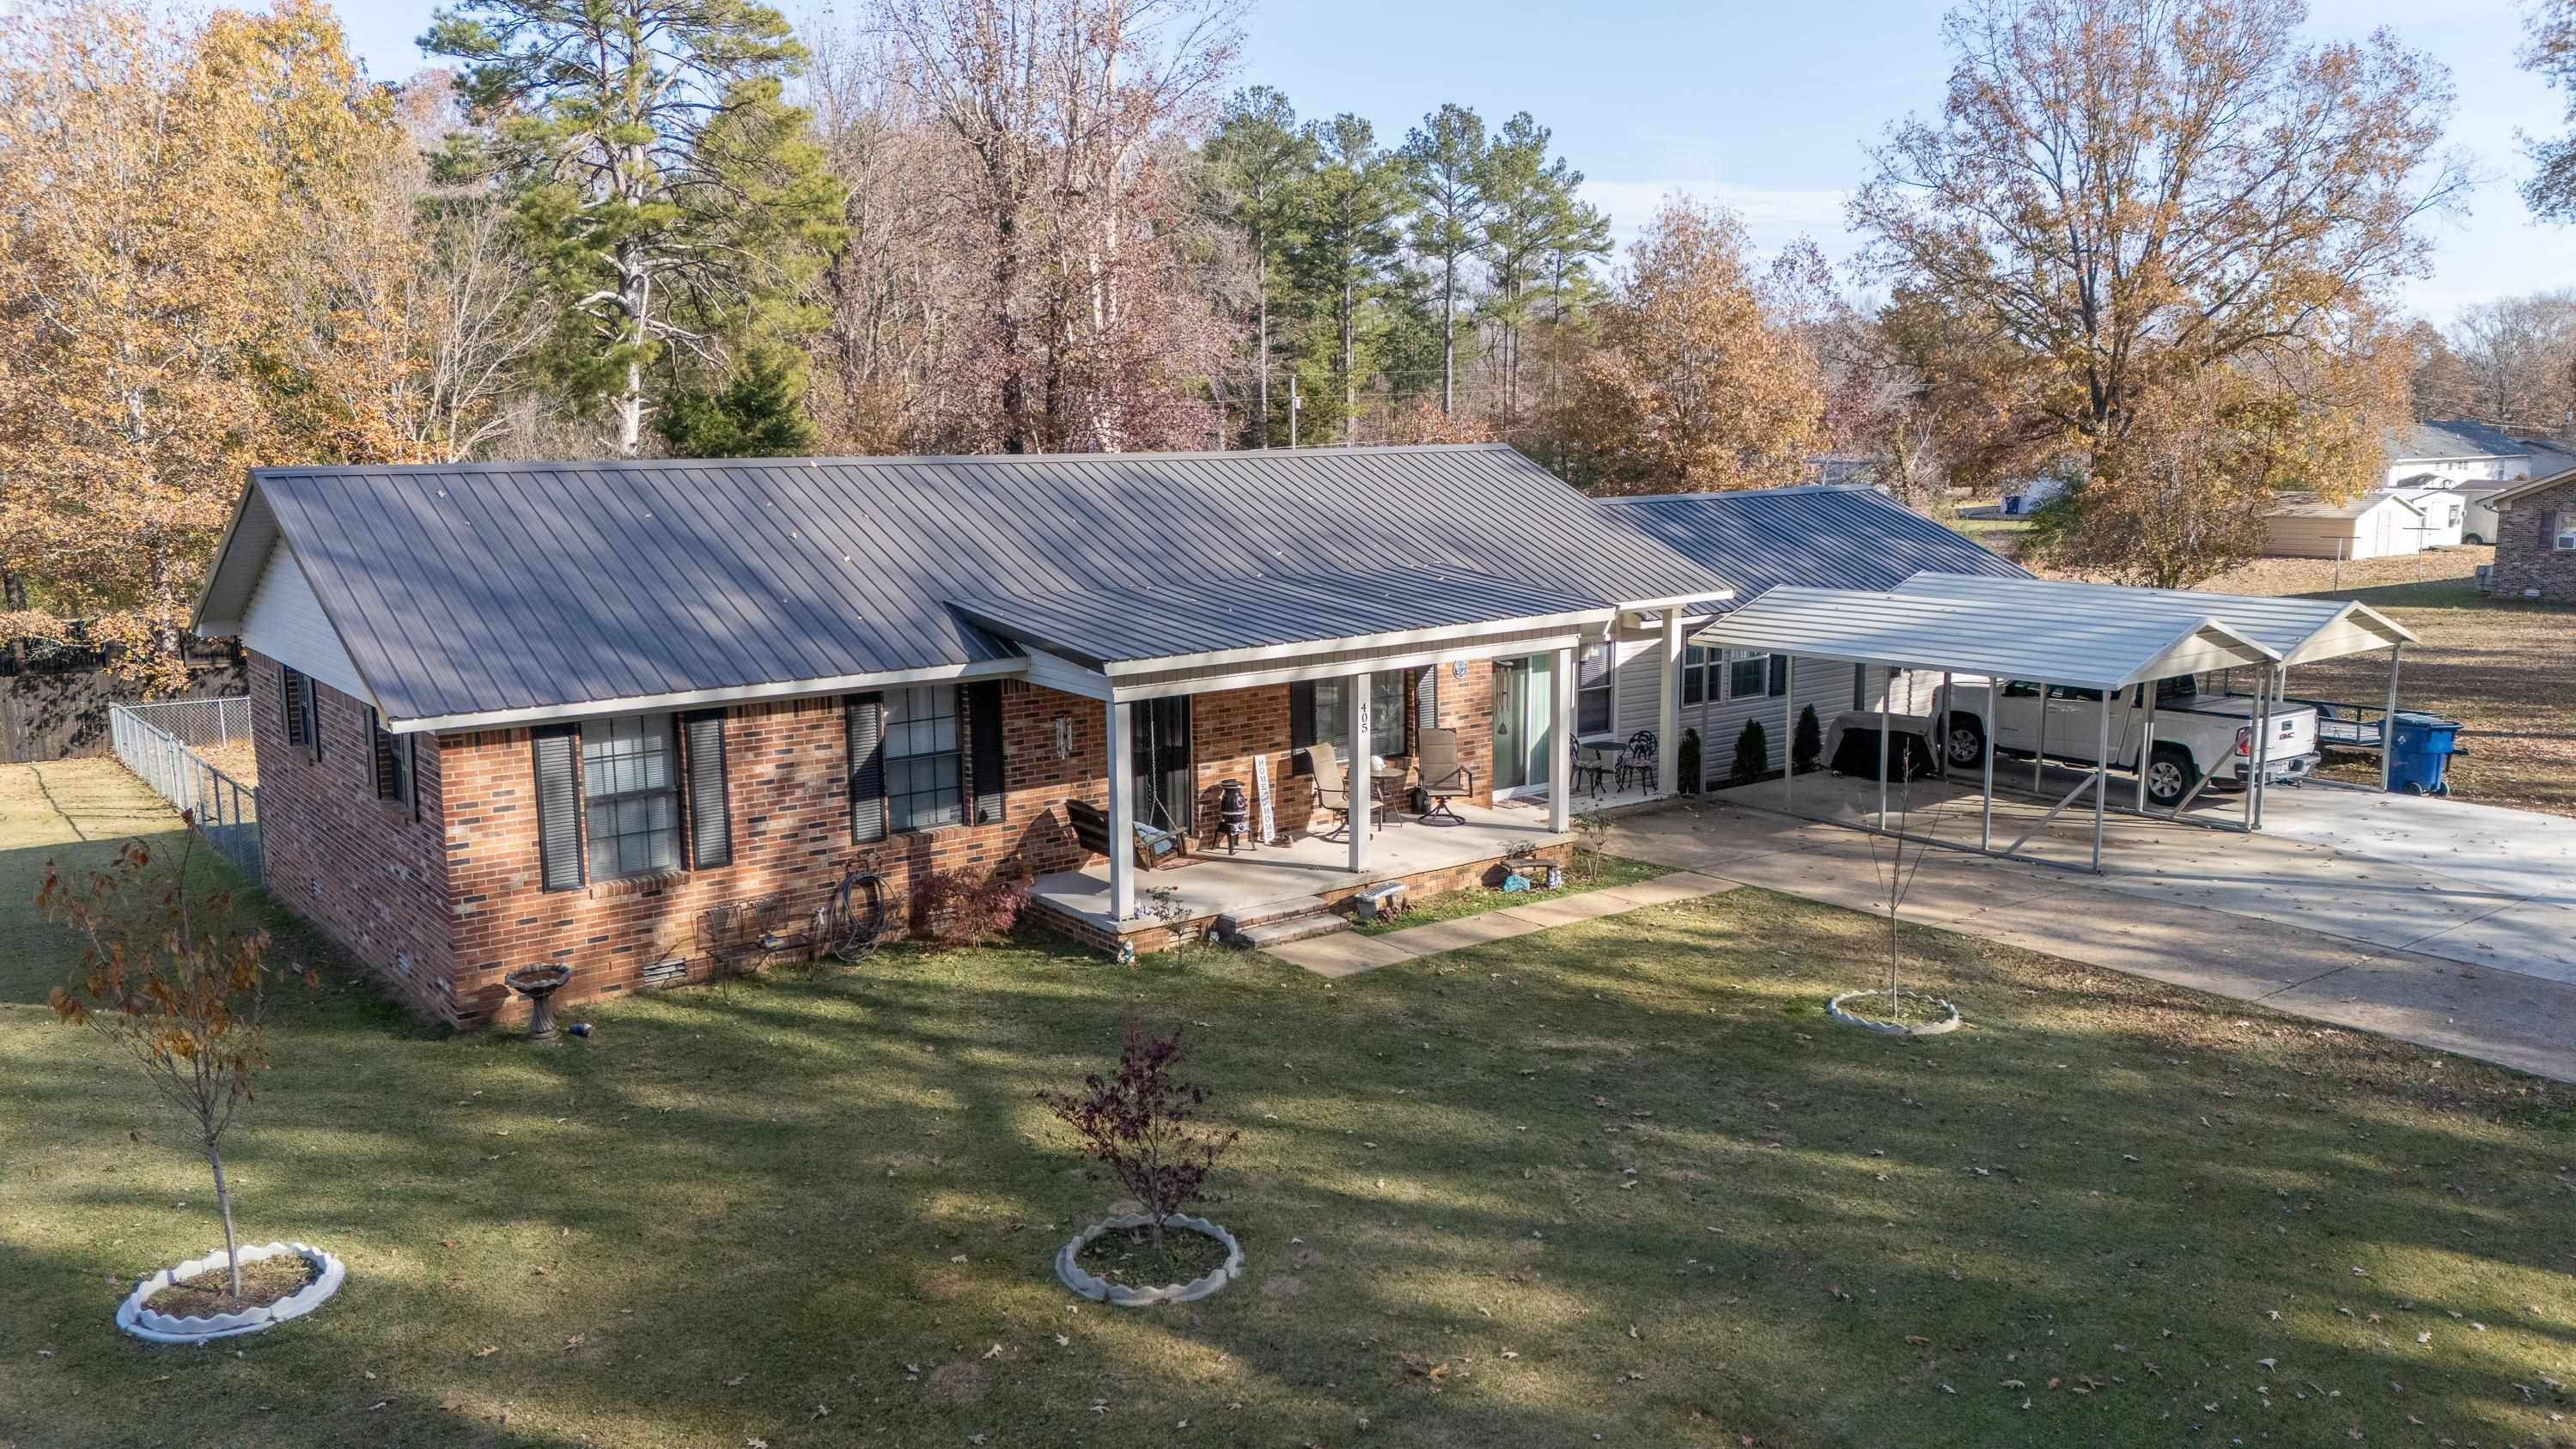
[1690,584,2281,691]
[1889,574,2416,667]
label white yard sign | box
[1252,752,1277,844]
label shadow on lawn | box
[4,807,2570,1448]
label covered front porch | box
[948,566,1719,952]
[1026,793,1596,946]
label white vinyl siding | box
[1611,639,1949,787]
[241,545,371,702]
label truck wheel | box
[1944,715,1986,769]
[2145,746,2197,808]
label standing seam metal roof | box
[1891,573,2415,666]
[197,445,1736,726]
[1595,485,2030,600]
[1690,585,2281,690]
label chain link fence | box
[108,698,261,881]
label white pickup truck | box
[1932,676,2320,808]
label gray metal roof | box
[1891,574,2415,667]
[1596,484,2028,600]
[193,444,1735,728]
[948,567,1605,672]
[2390,419,2553,460]
[1690,584,2279,691]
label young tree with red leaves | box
[1038,1022,1237,1273]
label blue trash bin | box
[2385,712,2463,796]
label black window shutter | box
[531,724,584,892]
[409,735,422,824]
[846,694,886,843]
[1288,679,1316,749]
[2547,508,2562,546]
[304,675,321,761]
[370,709,397,798]
[1768,654,1790,697]
[281,667,308,746]
[682,709,731,869]
[967,681,1006,825]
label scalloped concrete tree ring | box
[1827,990,1963,1038]
[114,1241,345,1343]
[1055,1213,1244,1307]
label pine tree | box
[423,0,843,454]
[1398,104,1489,417]
[1289,114,1405,447]
[1475,113,1603,422]
[1205,88,1317,447]
[656,349,816,457]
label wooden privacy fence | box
[107,697,261,882]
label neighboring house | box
[2378,479,2468,548]
[189,444,1736,1027]
[1596,485,2029,786]
[2485,466,2576,602]
[2384,419,2576,490]
[1999,475,2067,516]
[2263,492,2433,560]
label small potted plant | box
[41,821,344,1342]
[1039,1023,1242,1306]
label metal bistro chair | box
[1414,728,1474,825]
[697,892,794,978]
[1306,743,1358,840]
[1613,729,1659,793]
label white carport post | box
[1656,612,1682,795]
[1979,687,1996,851]
[1937,672,1952,781]
[2379,642,2405,793]
[2092,692,2110,872]
[1105,697,1136,921]
[2135,682,2159,812]
[1550,646,1575,833]
[1346,667,1373,873]
[1876,665,1892,831]
[1781,654,1796,814]
[2251,669,2275,831]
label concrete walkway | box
[1597,799,2576,1084]
[1262,870,1738,977]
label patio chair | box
[1613,729,1659,793]
[1306,743,1356,841]
[696,892,794,978]
[1415,728,1474,825]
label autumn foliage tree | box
[1565,196,1824,492]
[1853,0,2463,575]
[0,0,432,691]
[42,827,312,1296]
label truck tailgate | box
[2177,696,2317,765]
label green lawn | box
[1349,849,1666,934]
[3,759,2571,1448]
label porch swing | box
[1062,706,1192,870]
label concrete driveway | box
[1599,781,2576,1082]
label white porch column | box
[1105,697,1136,922]
[1550,645,1574,833]
[1656,612,1682,795]
[1346,667,1373,873]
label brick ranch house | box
[2485,466,2576,604]
[189,444,1744,1029]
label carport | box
[1888,575,2420,816]
[1689,583,2285,873]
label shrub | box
[1677,727,1702,794]
[1038,1022,1239,1273]
[1793,703,1824,774]
[911,866,1028,948]
[1731,717,1770,786]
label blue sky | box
[332,0,2567,324]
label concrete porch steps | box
[1221,896,1349,949]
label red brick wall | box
[1184,666,1503,845]
[247,652,455,1023]
[440,681,1114,1026]
[2491,479,2576,603]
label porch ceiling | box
[947,566,1614,686]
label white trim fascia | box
[1093,609,1613,680]
[387,656,1027,734]
[1020,648,1114,701]
[1615,590,1736,613]
[189,477,268,633]
[1109,632,1585,702]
